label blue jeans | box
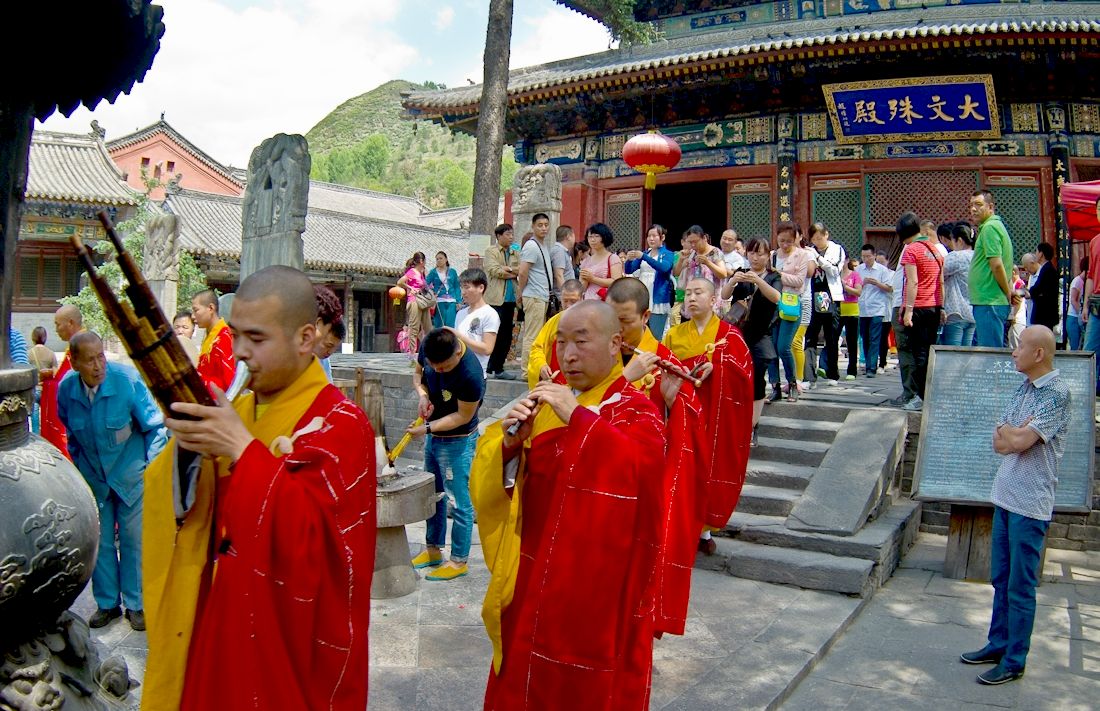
[649,313,668,342]
[768,318,799,385]
[1085,308,1100,393]
[986,506,1048,672]
[939,319,976,347]
[858,316,883,374]
[93,489,143,611]
[1066,316,1084,350]
[973,305,1010,348]
[433,301,457,328]
[424,431,479,562]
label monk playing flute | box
[662,277,754,555]
[472,300,667,710]
[607,276,709,636]
[142,266,377,711]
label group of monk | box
[34,261,751,710]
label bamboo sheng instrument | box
[69,211,216,418]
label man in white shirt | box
[808,224,847,384]
[551,225,576,300]
[856,244,894,377]
[452,268,501,376]
[720,229,748,273]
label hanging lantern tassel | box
[622,130,682,191]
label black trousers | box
[807,303,841,380]
[840,314,860,376]
[879,320,892,368]
[900,306,942,400]
[487,302,515,374]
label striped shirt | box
[990,369,1071,521]
[8,328,28,366]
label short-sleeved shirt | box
[417,343,485,436]
[990,369,1071,521]
[581,252,623,300]
[856,262,893,318]
[722,250,748,274]
[840,271,862,317]
[1089,234,1100,296]
[550,242,572,297]
[731,270,782,345]
[899,238,943,308]
[403,267,426,304]
[970,215,1014,305]
[455,303,500,375]
[521,238,553,301]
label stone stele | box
[240,133,311,281]
[510,163,563,242]
[142,212,180,319]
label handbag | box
[778,291,801,321]
[542,246,561,318]
[595,255,612,301]
[415,288,437,311]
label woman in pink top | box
[396,251,432,354]
[768,224,811,401]
[840,258,863,380]
[579,223,623,300]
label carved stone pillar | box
[511,162,563,247]
[143,212,180,318]
[240,134,311,282]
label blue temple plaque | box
[823,74,1000,144]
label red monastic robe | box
[663,315,754,529]
[472,373,666,711]
[40,350,71,459]
[197,318,236,393]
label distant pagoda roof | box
[26,130,140,206]
[405,4,1100,117]
[107,119,244,188]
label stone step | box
[697,538,875,596]
[761,400,850,422]
[756,415,842,444]
[736,484,802,517]
[745,460,817,491]
[724,499,921,570]
[751,436,830,467]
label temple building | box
[403,0,1100,276]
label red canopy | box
[1062,179,1100,243]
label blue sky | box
[41,0,613,166]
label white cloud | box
[443,4,613,90]
[434,6,455,31]
[39,0,418,166]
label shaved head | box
[1012,325,1057,379]
[687,277,716,295]
[236,266,318,332]
[69,330,102,361]
[561,279,584,296]
[556,300,622,391]
[1021,326,1056,361]
[54,304,83,341]
[56,304,82,325]
[560,300,620,337]
[606,276,650,316]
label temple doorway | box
[651,179,727,252]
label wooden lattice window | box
[728,181,773,241]
[865,170,977,230]
[14,243,84,310]
[605,191,643,248]
[987,184,1042,263]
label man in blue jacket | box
[57,331,167,631]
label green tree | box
[62,179,207,338]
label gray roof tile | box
[26,130,140,206]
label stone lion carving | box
[512,163,562,214]
[143,213,179,282]
[242,134,310,239]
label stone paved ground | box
[782,534,1100,710]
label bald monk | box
[607,276,709,637]
[472,300,667,710]
[40,304,85,458]
[525,278,584,387]
[142,266,377,711]
[191,288,236,393]
[662,277,754,554]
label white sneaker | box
[825,379,839,386]
[903,396,924,412]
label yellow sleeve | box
[526,315,557,388]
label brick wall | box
[900,411,1100,551]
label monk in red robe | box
[607,276,710,637]
[662,277,754,552]
[142,266,376,711]
[40,304,83,459]
[472,300,667,710]
[191,288,236,393]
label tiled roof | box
[308,181,478,231]
[26,130,141,206]
[106,119,244,186]
[163,189,470,276]
[404,7,1100,112]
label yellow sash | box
[141,358,329,711]
[662,313,720,361]
[200,318,227,357]
[471,368,622,673]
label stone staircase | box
[699,401,921,597]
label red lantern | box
[622,130,681,190]
[388,285,406,305]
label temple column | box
[1046,102,1071,343]
[777,113,797,227]
[343,282,355,351]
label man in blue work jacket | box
[58,331,167,631]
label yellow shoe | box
[425,563,468,581]
[411,550,443,569]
